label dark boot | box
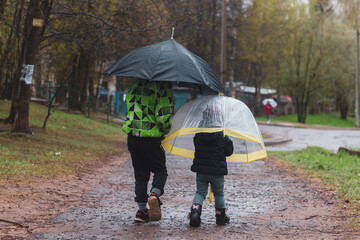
[189,204,202,227]
[215,208,230,225]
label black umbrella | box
[103,39,226,94]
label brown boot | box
[148,193,162,221]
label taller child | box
[122,78,174,222]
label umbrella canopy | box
[262,98,277,108]
[162,95,267,163]
[103,39,226,94]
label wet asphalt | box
[259,123,360,152]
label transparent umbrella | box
[162,95,267,163]
[262,98,277,108]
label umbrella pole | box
[222,95,225,136]
[246,140,249,163]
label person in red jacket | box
[264,102,273,124]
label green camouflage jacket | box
[122,79,174,138]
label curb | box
[257,121,360,131]
[338,147,360,157]
[264,138,292,146]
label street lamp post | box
[356,29,359,127]
[220,0,227,93]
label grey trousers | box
[193,173,225,209]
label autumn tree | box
[43,0,168,111]
[11,0,53,134]
[317,16,355,120]
[280,0,332,123]
[237,0,289,114]
[337,0,360,126]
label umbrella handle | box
[209,186,213,203]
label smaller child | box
[188,106,234,227]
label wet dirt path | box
[31,153,360,239]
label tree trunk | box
[43,84,63,129]
[253,63,262,116]
[0,0,9,94]
[12,0,53,133]
[79,50,89,109]
[210,0,217,67]
[296,99,307,123]
[220,0,227,88]
[95,60,103,104]
[12,1,40,133]
[340,105,348,120]
[12,80,32,134]
[69,52,81,111]
[337,93,349,120]
[6,1,26,124]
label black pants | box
[127,134,168,203]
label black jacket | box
[191,131,234,175]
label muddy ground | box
[1,149,360,239]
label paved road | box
[259,124,360,152]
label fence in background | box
[30,79,127,123]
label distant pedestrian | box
[188,105,234,227]
[264,102,273,124]
[122,78,174,223]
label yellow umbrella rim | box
[161,127,268,162]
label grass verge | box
[256,112,356,128]
[270,147,360,215]
[0,100,126,184]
